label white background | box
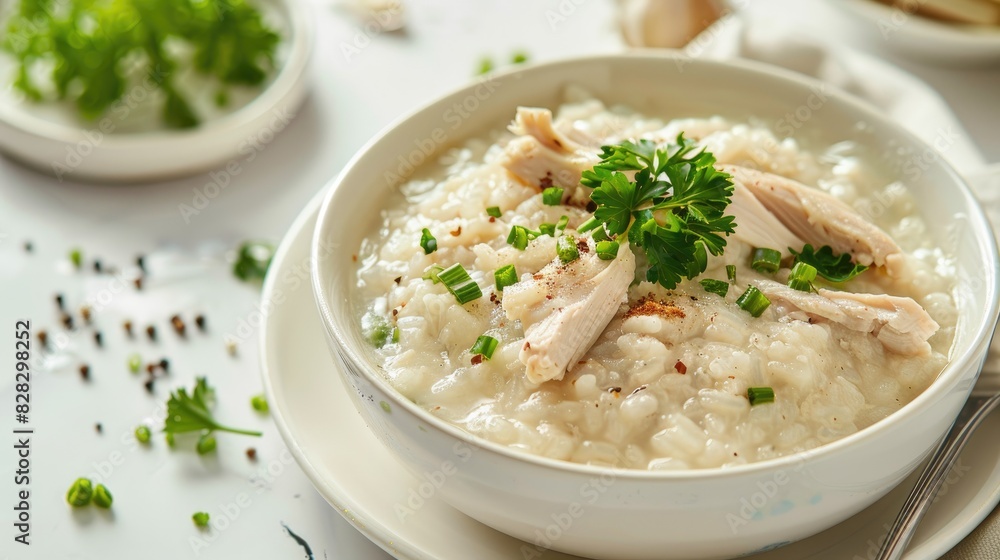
[0,0,998,558]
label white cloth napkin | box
[673,13,999,560]
[685,15,988,173]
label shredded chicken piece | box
[500,108,600,206]
[723,165,905,276]
[502,239,636,384]
[754,279,939,356]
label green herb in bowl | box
[1,0,281,128]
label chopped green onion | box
[788,262,818,292]
[391,327,400,344]
[557,236,580,264]
[726,265,737,283]
[470,335,499,360]
[193,512,211,527]
[577,217,600,233]
[196,433,217,455]
[495,265,518,292]
[539,223,556,237]
[93,484,113,509]
[511,51,529,64]
[423,265,444,283]
[542,187,564,206]
[165,432,175,448]
[135,425,151,444]
[251,395,269,413]
[596,240,620,261]
[66,478,93,507]
[555,215,569,232]
[487,206,502,218]
[736,286,771,318]
[700,279,729,298]
[420,228,437,254]
[128,353,141,374]
[748,386,775,406]
[507,225,531,250]
[69,248,83,268]
[751,248,781,274]
[437,263,483,304]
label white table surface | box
[0,1,997,559]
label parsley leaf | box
[233,241,275,283]
[581,134,736,289]
[788,244,868,283]
[164,377,262,437]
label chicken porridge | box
[353,91,956,470]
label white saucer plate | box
[833,0,1000,65]
[261,196,1000,560]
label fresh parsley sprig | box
[164,377,262,438]
[789,244,868,283]
[580,135,736,289]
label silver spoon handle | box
[876,392,1000,560]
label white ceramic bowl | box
[0,0,312,183]
[310,54,1000,560]
[834,0,1000,65]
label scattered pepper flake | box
[93,331,103,347]
[146,325,156,341]
[246,447,258,461]
[170,315,186,336]
[194,314,206,331]
[674,360,687,374]
[79,364,90,381]
[123,320,134,337]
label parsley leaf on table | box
[581,135,736,289]
[164,377,262,437]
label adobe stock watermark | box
[394,442,475,522]
[382,74,501,187]
[178,106,296,223]
[339,0,404,63]
[189,448,298,554]
[520,467,620,560]
[222,236,337,351]
[901,125,960,183]
[545,0,590,31]
[673,0,750,72]
[726,459,807,534]
[853,458,972,560]
[877,0,930,41]
[87,401,170,486]
[51,64,168,182]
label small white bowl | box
[311,54,1000,559]
[835,0,1000,65]
[0,0,313,183]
